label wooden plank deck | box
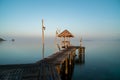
[37,46,76,65]
[0,46,84,80]
[0,61,61,80]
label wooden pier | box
[0,46,85,80]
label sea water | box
[0,39,120,80]
[72,40,120,80]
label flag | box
[43,26,45,30]
[42,19,45,30]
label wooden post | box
[55,31,57,52]
[69,54,71,65]
[65,58,68,74]
[80,37,82,47]
[56,65,61,74]
[68,37,70,46]
[42,19,45,59]
[64,37,66,48]
[72,49,76,57]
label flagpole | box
[42,19,45,59]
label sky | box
[0,0,120,40]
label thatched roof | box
[58,29,74,37]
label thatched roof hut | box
[57,29,74,48]
[58,29,74,38]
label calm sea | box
[0,39,120,80]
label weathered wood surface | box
[0,61,61,80]
[37,47,76,65]
[0,46,84,80]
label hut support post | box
[64,37,65,47]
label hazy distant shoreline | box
[0,38,5,41]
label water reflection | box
[75,50,85,65]
[60,57,75,80]
[60,48,85,80]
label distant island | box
[0,38,5,41]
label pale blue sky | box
[0,0,120,40]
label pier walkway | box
[37,46,76,65]
[0,46,85,80]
